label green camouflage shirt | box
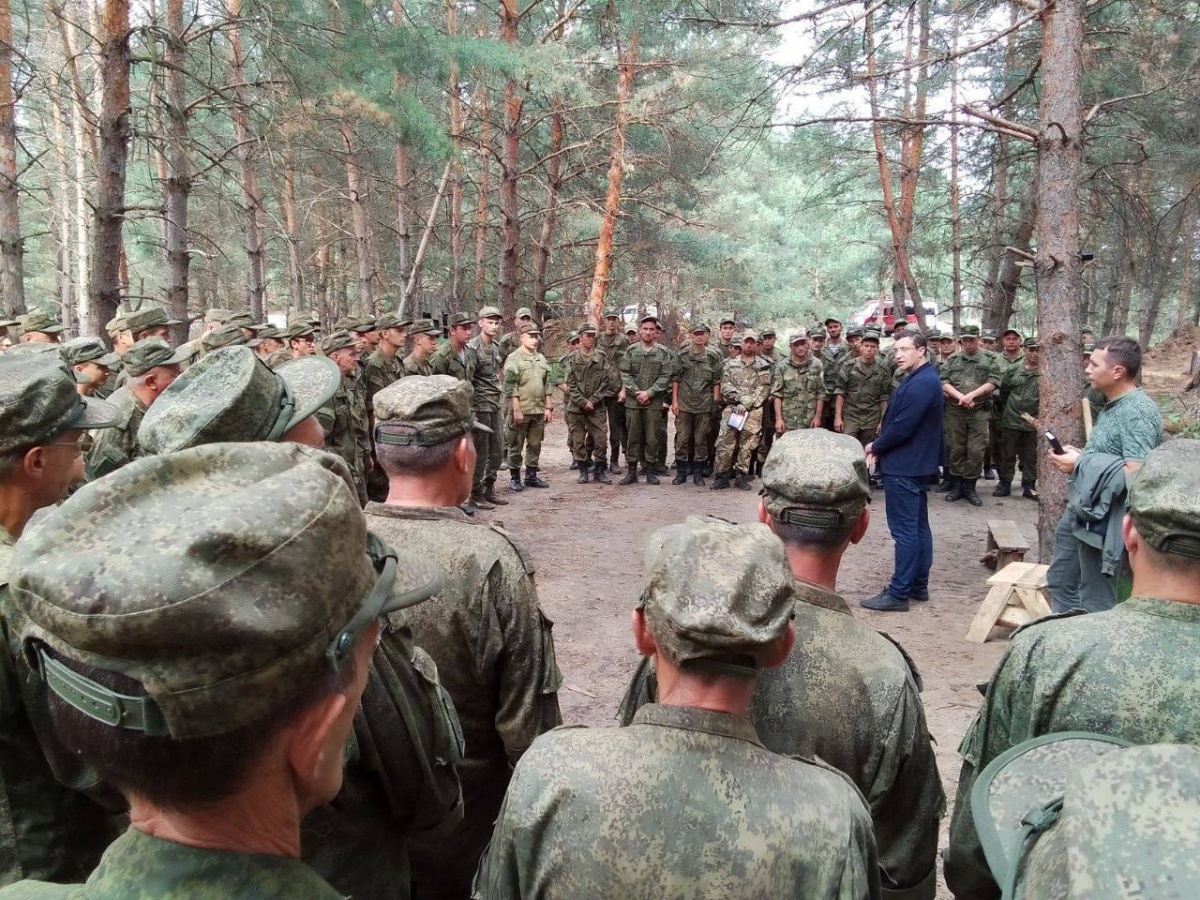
[363,348,403,406]
[364,505,562,899]
[563,350,614,412]
[672,347,723,414]
[0,827,343,898]
[770,356,823,429]
[595,333,630,385]
[473,703,880,900]
[619,343,673,408]
[429,341,474,382]
[503,351,551,414]
[85,386,146,481]
[466,337,504,413]
[998,363,1040,432]
[318,375,370,491]
[263,348,292,370]
[834,357,891,431]
[939,350,1000,409]
[945,598,1200,900]
[721,354,774,411]
[1081,388,1162,460]
[402,353,433,377]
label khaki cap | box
[517,323,540,336]
[320,331,357,354]
[16,310,65,336]
[60,337,120,369]
[121,338,189,377]
[0,355,119,454]
[761,430,870,528]
[374,374,493,447]
[514,307,534,319]
[478,306,502,320]
[124,307,182,334]
[200,323,249,353]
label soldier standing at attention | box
[716,315,737,357]
[498,307,535,363]
[939,324,1000,506]
[403,319,441,376]
[979,329,998,353]
[712,331,773,491]
[475,517,880,900]
[993,336,1041,499]
[564,324,614,484]
[467,308,508,510]
[755,327,784,476]
[945,439,1200,900]
[983,327,1024,480]
[771,329,825,436]
[287,323,319,359]
[618,315,672,486]
[650,321,673,477]
[363,312,408,404]
[367,376,562,900]
[431,312,476,381]
[823,317,849,364]
[834,328,889,448]
[596,311,630,474]
[504,323,552,491]
[845,326,864,358]
[670,323,722,486]
[318,331,371,506]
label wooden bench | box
[965,562,1052,643]
[986,519,1030,571]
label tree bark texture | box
[447,0,464,307]
[498,0,522,318]
[162,0,190,342]
[473,85,489,304]
[532,97,564,315]
[228,0,265,318]
[0,0,26,315]
[339,120,374,314]
[282,152,305,312]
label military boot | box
[483,481,509,505]
[576,462,590,484]
[524,468,550,488]
[964,479,983,507]
[943,476,965,502]
[609,454,622,475]
[672,462,689,485]
[619,463,639,486]
[992,481,1011,498]
[460,499,477,516]
[470,492,497,510]
[593,463,612,485]
[983,466,997,480]
[645,466,661,485]
[692,466,705,487]
[734,471,753,491]
[710,472,731,490]
[932,472,953,493]
[1022,485,1039,500]
[509,469,524,492]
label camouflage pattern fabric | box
[319,375,370,505]
[85,386,146,481]
[945,598,1200,900]
[503,350,550,415]
[997,429,1037,489]
[0,355,117,454]
[472,704,880,900]
[940,350,1000,407]
[1127,439,1200,556]
[363,347,404,406]
[0,827,343,898]
[1078,388,1162,460]
[563,349,613,467]
[835,356,890,433]
[364,504,562,900]
[596,331,630,463]
[997,363,1039,432]
[771,357,823,431]
[619,342,673,407]
[263,347,292,370]
[429,340,474,382]
[466,336,504,414]
[672,346,722,415]
[402,352,434,377]
[713,355,773,474]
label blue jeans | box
[884,475,933,599]
[1047,509,1119,614]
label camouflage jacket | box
[619,580,942,900]
[939,350,1000,409]
[429,341,474,382]
[318,375,370,488]
[563,350,614,412]
[363,505,562,899]
[466,337,504,413]
[945,598,1200,900]
[771,356,824,429]
[0,828,343,898]
[595,333,630,385]
[85,386,146,481]
[619,343,673,407]
[721,355,774,411]
[998,363,1040,432]
[0,531,122,889]
[822,341,851,369]
[672,347,723,414]
[402,352,433,377]
[363,348,404,407]
[503,350,551,415]
[473,703,880,900]
[835,357,891,431]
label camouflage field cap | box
[926,328,942,340]
[515,307,534,320]
[1127,439,1200,559]
[517,322,541,336]
[808,322,826,337]
[10,443,442,740]
[124,306,181,334]
[719,315,736,326]
[249,325,284,342]
[846,326,864,339]
[139,347,342,455]
[577,324,597,336]
[205,307,234,324]
[862,328,883,343]
[321,331,357,355]
[981,329,998,342]
[374,375,492,447]
[335,316,376,334]
[104,313,129,337]
[1003,327,1022,338]
[0,316,17,328]
[60,337,120,370]
[603,309,621,319]
[121,338,189,377]
[408,319,441,337]
[639,517,793,671]
[288,324,318,341]
[375,312,406,330]
[639,314,659,326]
[958,324,981,339]
[478,306,502,320]
[891,319,909,330]
[788,329,810,345]
[625,324,637,334]
[223,311,257,329]
[16,310,65,336]
[446,312,473,328]
[0,355,119,454]
[940,332,958,343]
[200,323,249,354]
[760,328,776,339]
[761,430,870,528]
[1022,336,1040,349]
[741,329,759,343]
[690,322,711,334]
[566,331,579,344]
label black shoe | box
[909,592,930,603]
[524,469,550,488]
[702,462,713,477]
[964,479,983,507]
[483,484,509,505]
[859,589,910,612]
[944,477,964,502]
[645,470,660,485]
[932,475,952,493]
[569,460,579,471]
[593,465,612,484]
[734,472,752,491]
[619,463,639,486]
[983,467,997,480]
[711,474,731,490]
[693,469,705,486]
[992,481,1011,498]
[460,500,477,517]
[577,463,590,484]
[1022,486,1039,500]
[672,463,689,485]
[509,470,524,492]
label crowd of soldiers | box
[1,299,1197,899]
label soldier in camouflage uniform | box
[363,312,407,408]
[318,331,371,505]
[477,517,880,900]
[985,327,1025,480]
[596,311,630,473]
[497,307,535,364]
[430,312,475,381]
[993,336,1040,499]
[86,338,187,480]
[771,330,825,435]
[703,316,739,472]
[60,337,120,397]
[970,736,1200,899]
[504,323,553,490]
[711,331,773,491]
[939,324,1000,506]
[618,315,673,486]
[367,376,562,900]
[466,307,508,509]
[0,442,441,899]
[563,325,614,484]
[670,323,722,486]
[0,356,121,888]
[754,328,785,476]
[945,439,1200,900]
[13,310,65,346]
[620,431,944,900]
[251,326,291,368]
[834,328,889,449]
[403,319,441,376]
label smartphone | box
[1045,431,1065,454]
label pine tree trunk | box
[894,0,930,329]
[162,0,190,342]
[228,0,265,318]
[1034,0,1086,558]
[498,0,522,318]
[48,73,73,319]
[0,0,26,316]
[989,181,1036,331]
[948,0,961,332]
[338,121,374,314]
[282,152,304,312]
[532,97,564,314]
[447,0,464,307]
[1174,203,1197,335]
[587,35,636,326]
[473,86,490,304]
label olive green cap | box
[891,319,909,330]
[478,306,502,320]
[603,309,621,319]
[760,328,776,339]
[204,307,233,324]
[824,316,841,325]
[0,316,17,328]
[719,315,736,326]
[445,312,473,328]
[1022,336,1040,349]
[1128,439,1200,559]
[334,316,376,334]
[638,517,794,672]
[121,338,189,377]
[408,319,441,337]
[517,323,540,336]
[200,323,249,353]
[577,324,597,336]
[1002,327,1022,338]
[0,355,119,454]
[375,313,406,330]
[60,337,120,370]
[761,430,870,528]
[640,314,659,326]
[690,322,711,334]
[625,325,637,334]
[958,324,981,339]
[808,322,826,337]
[249,325,284,342]
[566,331,579,343]
[104,313,129,337]
[10,443,442,740]
[222,311,257,329]
[846,326,864,339]
[16,310,65,336]
[320,331,357,354]
[514,307,534,320]
[139,346,341,455]
[741,329,760,343]
[374,375,493,447]
[981,329,998,341]
[125,307,182,334]
[788,329,810,345]
[861,328,882,343]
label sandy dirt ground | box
[488,419,1040,898]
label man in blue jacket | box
[861,332,944,612]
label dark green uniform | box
[402,352,434,377]
[772,357,825,432]
[563,349,614,469]
[986,351,1024,475]
[996,362,1039,490]
[504,349,551,473]
[596,332,630,468]
[318,374,370,505]
[834,356,890,446]
[85,386,146,481]
[939,350,1000,480]
[429,341,474,382]
[672,346,723,466]
[619,343,673,468]
[467,336,505,496]
[363,348,403,405]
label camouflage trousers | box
[714,406,763,475]
[507,413,545,471]
[674,410,712,463]
[656,405,670,468]
[604,397,626,463]
[706,404,725,465]
[944,405,991,479]
[625,403,661,465]
[997,427,1037,487]
[566,408,608,466]
[472,409,504,492]
[842,423,878,448]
